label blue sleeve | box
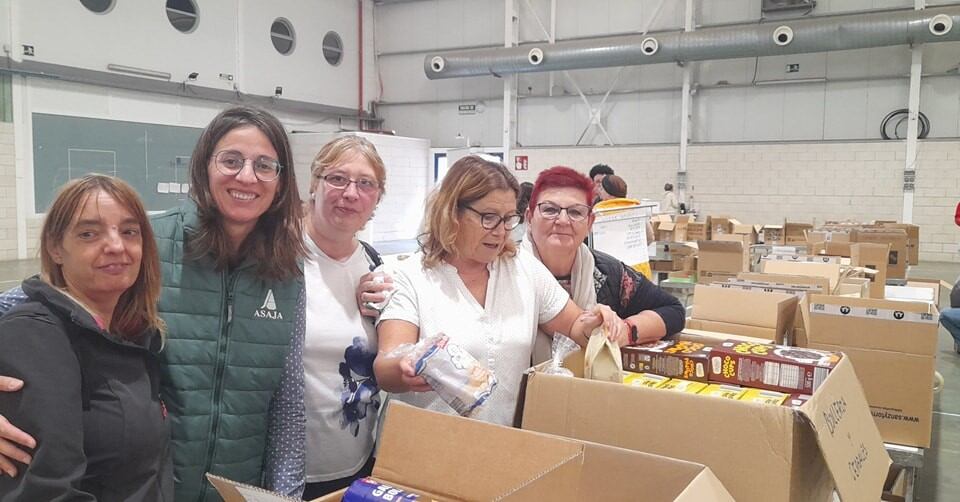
[0,286,28,318]
[261,286,306,497]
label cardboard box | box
[520,349,890,502]
[784,222,813,245]
[762,260,843,291]
[762,224,784,245]
[881,223,920,266]
[804,295,939,447]
[837,277,870,298]
[657,221,688,243]
[697,240,748,284]
[686,222,711,242]
[621,339,712,382]
[213,401,735,502]
[850,243,890,299]
[903,278,951,306]
[856,229,908,279]
[684,318,779,342]
[731,223,759,244]
[737,272,830,295]
[707,340,841,394]
[709,216,733,236]
[811,241,853,258]
[690,285,798,343]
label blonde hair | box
[309,135,387,201]
[40,174,165,340]
[419,155,519,268]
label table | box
[885,443,923,502]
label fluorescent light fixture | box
[755,77,826,86]
[106,64,171,80]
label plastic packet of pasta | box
[385,334,497,417]
[541,333,580,377]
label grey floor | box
[1,258,958,500]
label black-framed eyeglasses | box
[537,202,591,222]
[213,150,282,182]
[462,206,522,230]
[319,174,381,194]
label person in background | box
[597,174,628,201]
[373,155,624,427]
[661,183,679,214]
[0,106,308,501]
[939,278,960,354]
[299,136,387,498]
[511,181,534,243]
[588,164,614,203]
[523,166,684,363]
[0,175,171,500]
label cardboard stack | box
[762,224,784,245]
[802,295,940,448]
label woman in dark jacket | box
[522,166,685,363]
[0,175,170,501]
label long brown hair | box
[40,174,164,339]
[187,105,305,280]
[420,155,519,268]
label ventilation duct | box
[424,6,960,79]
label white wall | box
[8,0,376,110]
[509,140,960,263]
[375,0,960,147]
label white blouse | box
[378,248,569,426]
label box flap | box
[738,272,830,293]
[797,357,890,502]
[661,221,677,231]
[207,474,300,502]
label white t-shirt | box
[303,236,380,482]
[378,248,569,426]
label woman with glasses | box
[0,106,308,502]
[373,155,624,427]
[298,136,387,498]
[523,166,685,363]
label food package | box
[659,378,709,394]
[343,477,421,501]
[542,333,580,377]
[621,339,712,382]
[699,383,748,400]
[583,330,623,382]
[623,372,671,388]
[739,388,790,405]
[708,340,841,394]
[386,334,497,417]
[362,265,397,315]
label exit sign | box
[458,103,477,114]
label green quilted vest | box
[151,203,301,502]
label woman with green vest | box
[0,106,308,502]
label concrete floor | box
[1,258,959,500]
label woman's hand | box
[399,359,433,393]
[0,377,36,477]
[356,271,394,318]
[593,305,630,347]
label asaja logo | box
[255,289,283,320]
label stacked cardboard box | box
[696,241,748,284]
[686,285,798,343]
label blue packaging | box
[342,477,420,501]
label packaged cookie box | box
[708,341,841,394]
[622,339,712,382]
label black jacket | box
[592,250,686,335]
[0,276,172,501]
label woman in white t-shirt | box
[374,155,627,426]
[300,136,389,498]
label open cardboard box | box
[688,284,797,343]
[784,222,814,244]
[762,224,785,245]
[762,260,843,291]
[211,402,734,502]
[803,295,939,448]
[518,343,890,502]
[856,228,908,280]
[850,243,890,299]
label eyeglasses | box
[213,150,282,182]
[537,202,591,222]
[319,174,381,194]
[462,206,522,230]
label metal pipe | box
[425,5,960,79]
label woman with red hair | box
[522,166,685,363]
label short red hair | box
[528,165,594,213]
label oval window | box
[322,31,343,66]
[166,0,199,33]
[271,18,296,55]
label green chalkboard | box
[32,113,203,212]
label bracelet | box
[625,318,639,345]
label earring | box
[309,192,315,201]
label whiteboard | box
[590,205,650,266]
